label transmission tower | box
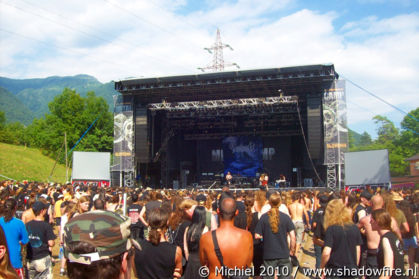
[198,28,240,72]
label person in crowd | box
[320,199,363,279]
[0,198,29,279]
[288,191,309,255]
[312,194,329,269]
[63,210,135,279]
[382,193,409,234]
[106,193,123,214]
[135,207,183,279]
[370,209,406,279]
[184,205,209,278]
[76,195,90,215]
[353,190,372,224]
[253,190,268,214]
[245,194,263,279]
[234,191,247,229]
[93,198,105,210]
[139,191,163,239]
[0,225,19,279]
[54,194,64,227]
[255,192,296,279]
[196,193,218,230]
[21,196,36,224]
[25,201,55,279]
[200,195,253,279]
[398,200,418,274]
[127,192,144,241]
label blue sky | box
[0,0,418,137]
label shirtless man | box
[199,197,253,279]
[288,191,309,255]
[358,194,402,279]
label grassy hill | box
[0,142,70,182]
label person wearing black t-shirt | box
[139,191,163,239]
[321,199,362,279]
[234,191,247,229]
[371,209,406,279]
[255,193,296,279]
[135,207,182,279]
[312,194,328,269]
[128,193,144,240]
[26,201,56,279]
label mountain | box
[0,87,35,125]
[349,128,362,146]
[0,75,118,122]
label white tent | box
[72,151,111,182]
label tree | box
[25,88,113,161]
[373,115,399,145]
[359,131,372,146]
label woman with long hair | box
[382,193,409,233]
[76,195,90,215]
[320,199,363,277]
[371,209,406,279]
[253,190,267,213]
[183,206,208,279]
[245,195,263,279]
[0,198,29,279]
[135,207,183,279]
[59,201,77,276]
[0,225,19,279]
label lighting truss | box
[148,96,298,111]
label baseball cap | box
[360,190,372,200]
[32,201,47,211]
[63,210,132,265]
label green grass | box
[0,142,70,182]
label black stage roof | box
[115,64,338,104]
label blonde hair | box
[178,199,197,211]
[268,193,281,233]
[324,199,353,230]
[77,196,90,214]
[254,190,266,212]
[382,193,398,219]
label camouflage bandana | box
[63,210,132,265]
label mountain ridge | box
[0,74,118,123]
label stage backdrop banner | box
[323,80,348,165]
[222,136,263,177]
[113,95,134,172]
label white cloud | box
[0,0,418,135]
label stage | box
[113,64,348,189]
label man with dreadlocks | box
[255,192,296,279]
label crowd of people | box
[0,180,418,279]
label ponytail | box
[3,198,17,223]
[149,228,161,246]
[245,196,254,229]
[268,207,280,233]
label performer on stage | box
[259,173,268,189]
[225,171,233,185]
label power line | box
[0,28,128,71]
[101,0,204,51]
[341,74,418,123]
